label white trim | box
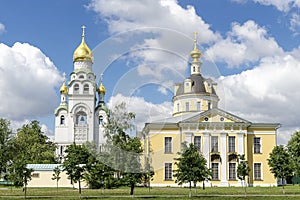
[253,162,263,181]
[247,131,275,135]
[149,131,180,135]
[163,162,173,181]
[164,137,173,154]
[253,137,262,154]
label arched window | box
[79,75,84,79]
[99,115,103,126]
[76,111,87,125]
[60,115,65,125]
[83,84,89,94]
[74,84,79,94]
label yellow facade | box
[141,37,280,187]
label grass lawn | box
[0,185,300,199]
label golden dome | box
[97,83,106,94]
[190,32,201,62]
[73,26,93,63]
[60,82,68,94]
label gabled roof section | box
[182,108,251,124]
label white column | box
[220,132,228,186]
[237,132,245,155]
[203,132,210,167]
[185,132,193,145]
[237,132,245,186]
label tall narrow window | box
[229,163,236,180]
[185,102,189,111]
[228,136,236,152]
[83,84,89,94]
[177,103,180,112]
[60,115,65,125]
[197,102,201,111]
[194,136,201,152]
[165,163,172,180]
[99,116,103,126]
[254,137,261,153]
[74,84,79,94]
[211,163,219,180]
[164,137,172,153]
[208,102,211,110]
[254,163,262,180]
[211,136,218,152]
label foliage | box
[237,154,250,195]
[63,143,90,194]
[104,102,143,196]
[268,145,293,193]
[52,166,61,194]
[287,131,300,177]
[0,118,13,179]
[7,120,56,187]
[84,142,114,189]
[173,143,211,197]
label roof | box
[175,74,216,96]
[26,164,63,171]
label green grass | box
[0,185,300,199]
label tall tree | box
[0,118,13,179]
[237,154,250,195]
[104,102,143,196]
[268,145,293,194]
[63,143,90,195]
[8,120,56,187]
[287,131,300,177]
[52,166,61,195]
[173,143,210,197]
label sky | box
[1,0,300,145]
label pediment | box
[181,108,250,124]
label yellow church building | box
[141,35,280,187]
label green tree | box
[173,143,210,197]
[63,143,90,195]
[8,120,56,187]
[237,154,250,195]
[0,118,13,179]
[268,145,293,194]
[104,102,144,196]
[84,142,114,190]
[287,131,300,177]
[52,166,61,195]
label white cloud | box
[0,42,62,121]
[253,0,292,12]
[205,20,283,68]
[218,53,300,144]
[0,23,5,34]
[88,0,220,78]
[289,13,300,35]
[107,93,172,131]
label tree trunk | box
[79,180,82,198]
[130,184,134,196]
[189,181,192,198]
[203,181,205,190]
[282,178,285,194]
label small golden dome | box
[60,82,68,94]
[73,26,93,63]
[97,83,106,94]
[190,32,201,62]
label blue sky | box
[1,0,300,144]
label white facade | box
[54,27,108,160]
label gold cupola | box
[190,32,201,62]
[97,73,106,94]
[60,82,68,95]
[73,25,93,63]
[97,83,106,94]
